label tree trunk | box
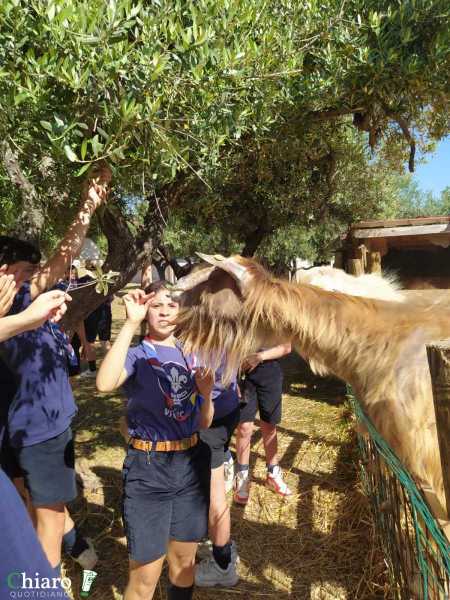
[242,228,269,257]
[1,142,45,244]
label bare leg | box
[209,465,230,547]
[167,540,197,587]
[235,421,254,466]
[124,556,165,600]
[260,421,278,466]
[34,502,66,568]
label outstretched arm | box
[242,342,292,372]
[0,290,70,342]
[30,164,112,300]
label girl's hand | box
[195,368,215,400]
[0,271,17,317]
[22,290,71,327]
[242,352,263,373]
[123,289,155,324]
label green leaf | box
[96,126,110,141]
[76,163,91,176]
[40,120,53,132]
[80,139,88,160]
[90,134,103,157]
[47,3,56,21]
[64,145,78,162]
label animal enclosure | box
[340,216,450,290]
[351,391,450,599]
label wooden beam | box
[352,216,450,229]
[346,258,363,276]
[334,251,343,269]
[426,341,450,518]
[367,251,382,273]
[353,223,450,239]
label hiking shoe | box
[233,471,250,505]
[195,552,239,587]
[224,455,235,494]
[265,465,293,498]
[72,538,98,570]
[197,539,238,563]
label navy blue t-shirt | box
[123,340,202,442]
[0,469,66,596]
[211,361,239,420]
[0,284,77,448]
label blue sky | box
[413,137,449,195]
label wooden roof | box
[351,216,450,229]
[350,216,450,241]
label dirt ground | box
[64,296,390,600]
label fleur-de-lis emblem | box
[170,367,188,393]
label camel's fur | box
[176,255,450,512]
[297,266,404,302]
[296,266,404,376]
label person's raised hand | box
[194,368,215,400]
[22,290,72,328]
[0,270,17,317]
[123,289,154,324]
[83,162,112,210]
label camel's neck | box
[249,279,397,388]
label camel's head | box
[172,253,275,377]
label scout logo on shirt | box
[143,339,198,421]
[159,362,193,420]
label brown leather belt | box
[130,433,198,452]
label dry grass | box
[64,295,391,600]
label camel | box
[173,253,450,515]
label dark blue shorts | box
[199,407,240,469]
[239,360,283,425]
[122,445,208,564]
[8,427,77,506]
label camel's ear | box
[195,253,251,293]
[171,265,216,292]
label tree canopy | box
[0,0,448,321]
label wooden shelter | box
[339,216,450,289]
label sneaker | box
[79,370,97,379]
[72,538,98,570]
[197,539,238,562]
[224,456,235,494]
[233,471,250,505]
[265,465,292,498]
[195,553,239,587]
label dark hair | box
[144,280,172,295]
[0,236,41,266]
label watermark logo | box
[80,570,97,598]
[6,571,71,598]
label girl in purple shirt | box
[97,281,214,600]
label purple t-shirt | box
[211,361,239,420]
[0,284,77,448]
[123,341,202,442]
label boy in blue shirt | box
[0,273,71,597]
[0,164,111,574]
[97,281,214,600]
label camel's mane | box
[177,258,450,385]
